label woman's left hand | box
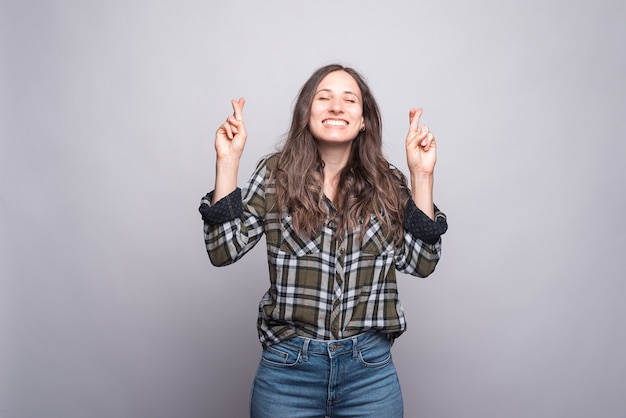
[405,108,437,175]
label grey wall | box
[2,0,625,417]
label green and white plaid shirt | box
[199,155,447,345]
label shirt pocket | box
[361,216,395,256]
[277,214,323,256]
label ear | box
[360,116,365,131]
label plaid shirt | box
[199,155,447,345]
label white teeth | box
[323,119,348,126]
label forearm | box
[212,97,247,204]
[212,157,240,204]
[199,157,271,267]
[410,172,435,220]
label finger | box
[227,115,240,132]
[223,121,234,140]
[409,108,423,134]
[419,125,430,146]
[231,97,246,121]
[422,133,435,151]
[408,131,428,150]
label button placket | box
[330,239,346,339]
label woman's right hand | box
[215,97,247,161]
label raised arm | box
[212,97,247,203]
[405,107,437,220]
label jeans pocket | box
[357,339,392,369]
[260,343,302,368]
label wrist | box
[410,172,434,186]
[216,157,240,172]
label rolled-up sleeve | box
[394,200,448,278]
[403,199,448,245]
[199,189,243,225]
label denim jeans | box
[250,332,403,418]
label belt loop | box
[302,338,310,362]
[352,335,359,360]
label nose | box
[329,97,343,113]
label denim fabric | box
[250,332,403,418]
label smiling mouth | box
[323,119,348,126]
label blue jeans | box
[250,332,403,418]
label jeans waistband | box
[277,332,389,361]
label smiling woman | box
[198,63,448,417]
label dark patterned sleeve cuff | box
[198,188,243,225]
[403,199,448,245]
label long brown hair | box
[274,64,410,242]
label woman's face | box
[308,70,365,145]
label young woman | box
[199,64,448,418]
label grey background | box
[2,0,625,417]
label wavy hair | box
[274,64,410,242]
